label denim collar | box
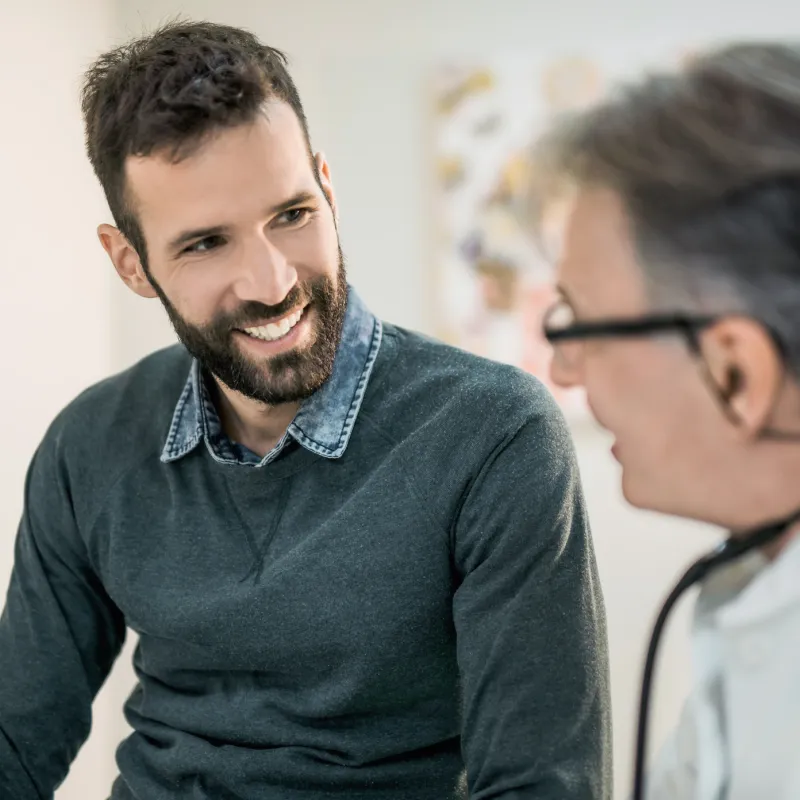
[161,286,382,467]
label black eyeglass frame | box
[542,310,719,353]
[541,305,800,441]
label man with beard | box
[0,20,611,800]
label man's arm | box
[0,434,126,798]
[453,398,612,799]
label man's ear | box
[700,317,783,436]
[97,223,158,299]
[314,152,338,223]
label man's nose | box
[549,348,583,390]
[233,236,298,307]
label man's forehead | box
[539,184,578,264]
[123,107,317,239]
[563,188,629,251]
[558,186,647,309]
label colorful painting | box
[432,56,608,417]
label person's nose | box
[232,234,298,307]
[549,346,584,390]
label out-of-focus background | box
[4,1,788,798]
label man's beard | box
[151,253,348,406]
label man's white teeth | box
[243,308,304,342]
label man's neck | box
[211,378,300,458]
[763,524,800,562]
[728,452,800,561]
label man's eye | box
[183,235,225,254]
[278,208,311,225]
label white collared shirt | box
[647,533,800,800]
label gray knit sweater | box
[0,324,611,799]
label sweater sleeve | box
[452,400,612,799]
[0,434,126,799]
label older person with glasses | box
[532,44,800,800]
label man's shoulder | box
[357,324,576,530]
[359,322,566,466]
[377,323,557,422]
[45,343,192,458]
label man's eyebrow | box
[270,191,318,216]
[167,225,228,253]
[166,192,320,253]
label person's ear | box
[314,152,338,223]
[701,317,782,435]
[97,224,158,299]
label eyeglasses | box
[542,298,718,371]
[542,298,800,441]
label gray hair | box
[531,43,800,374]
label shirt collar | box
[696,531,800,629]
[161,286,382,467]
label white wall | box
[0,2,112,535]
[5,1,795,799]
[0,2,125,799]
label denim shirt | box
[160,287,382,467]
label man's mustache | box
[211,285,312,333]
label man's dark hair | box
[81,19,312,264]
